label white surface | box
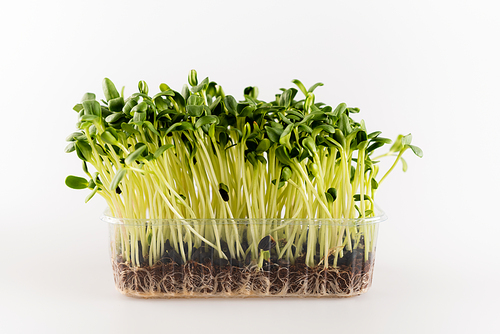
[1,0,499,333]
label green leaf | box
[326,130,345,149]
[105,112,124,124]
[125,145,147,165]
[224,95,237,115]
[133,111,146,123]
[81,115,98,122]
[188,69,198,86]
[102,78,120,101]
[271,179,286,189]
[371,178,379,189]
[286,109,304,119]
[65,132,85,142]
[82,100,102,117]
[366,141,385,154]
[278,112,292,125]
[143,121,160,136]
[154,96,170,111]
[186,105,204,117]
[302,136,316,153]
[333,103,347,117]
[265,125,283,143]
[100,130,118,145]
[389,135,404,153]
[64,142,75,153]
[312,124,335,137]
[82,161,89,175]
[408,144,423,158]
[353,194,372,201]
[279,88,297,108]
[170,91,186,109]
[328,188,337,201]
[402,133,412,146]
[308,162,319,177]
[65,175,88,189]
[209,96,221,111]
[256,155,267,164]
[298,124,312,134]
[371,137,392,144]
[159,83,170,91]
[152,90,175,99]
[255,138,271,152]
[138,80,149,95]
[95,144,106,156]
[110,168,127,191]
[195,115,219,129]
[279,123,294,146]
[339,114,352,135]
[131,101,148,113]
[108,97,124,112]
[238,105,255,117]
[243,86,259,99]
[164,122,194,135]
[401,157,408,172]
[192,77,209,93]
[73,104,83,112]
[75,141,92,161]
[281,166,292,181]
[81,93,96,102]
[154,144,174,159]
[368,131,382,139]
[123,98,139,114]
[121,123,139,135]
[275,145,292,165]
[187,95,204,106]
[308,82,323,93]
[180,84,191,101]
[291,79,308,96]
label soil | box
[111,251,376,298]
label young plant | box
[65,70,422,269]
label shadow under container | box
[103,212,386,298]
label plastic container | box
[102,211,386,298]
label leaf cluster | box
[65,70,422,206]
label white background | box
[1,0,499,333]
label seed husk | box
[230,258,243,267]
[161,253,172,265]
[191,247,201,262]
[217,258,229,266]
[164,240,173,251]
[168,249,183,265]
[258,235,276,251]
[219,188,229,202]
[245,252,252,265]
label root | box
[112,258,375,298]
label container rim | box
[101,206,387,227]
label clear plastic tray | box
[104,211,386,298]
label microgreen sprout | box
[66,70,422,269]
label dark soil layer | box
[112,254,376,298]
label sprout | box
[65,71,422,269]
